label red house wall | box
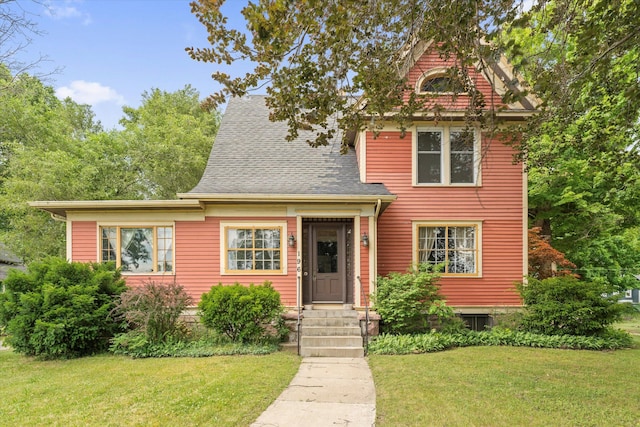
[403,47,506,110]
[367,130,524,307]
[71,221,97,262]
[69,216,300,306]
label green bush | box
[0,258,127,359]
[198,281,286,343]
[373,263,452,335]
[109,329,279,358]
[111,281,192,345]
[368,328,633,355]
[517,276,625,336]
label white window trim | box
[97,222,175,276]
[412,125,482,187]
[412,220,483,278]
[220,220,288,275]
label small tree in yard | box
[373,264,455,335]
[517,275,625,336]
[112,282,192,344]
[198,281,285,344]
[0,258,126,359]
[528,227,577,280]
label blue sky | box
[11,0,247,129]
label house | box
[0,242,25,282]
[31,42,536,352]
[618,276,640,304]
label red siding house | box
[31,42,536,339]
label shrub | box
[198,281,285,343]
[112,281,192,344]
[109,329,279,358]
[373,263,453,335]
[517,275,625,336]
[0,257,126,359]
[368,328,633,355]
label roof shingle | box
[187,96,392,197]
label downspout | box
[373,198,382,285]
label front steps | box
[300,309,365,357]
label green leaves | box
[518,275,625,336]
[368,328,633,355]
[0,258,127,359]
[187,0,519,150]
[198,281,285,344]
[119,86,220,199]
[373,263,452,335]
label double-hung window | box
[224,225,283,273]
[100,225,173,273]
[415,127,478,185]
[415,223,480,276]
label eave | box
[29,199,205,219]
[177,193,397,204]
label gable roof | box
[181,95,394,200]
[398,39,540,113]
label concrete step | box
[302,309,358,318]
[302,317,360,327]
[302,325,362,336]
[301,335,363,348]
[299,346,365,358]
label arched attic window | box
[417,68,469,94]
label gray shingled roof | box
[187,95,392,197]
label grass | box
[370,336,640,426]
[616,313,640,336]
[0,350,301,426]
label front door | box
[311,224,346,302]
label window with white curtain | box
[100,226,173,273]
[416,223,480,276]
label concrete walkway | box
[251,357,376,427]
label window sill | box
[121,272,175,276]
[442,273,482,279]
[413,183,481,188]
[222,270,287,276]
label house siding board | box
[404,49,505,110]
[368,130,523,307]
[174,217,218,300]
[175,216,298,305]
[71,221,97,262]
[68,216,300,306]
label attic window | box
[418,70,467,94]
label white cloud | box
[44,1,92,26]
[56,80,125,106]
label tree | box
[0,0,46,76]
[187,0,525,151]
[187,1,638,148]
[119,86,220,199]
[503,1,640,290]
[528,227,576,280]
[0,68,142,260]
[0,70,221,261]
[188,0,640,288]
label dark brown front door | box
[311,224,346,302]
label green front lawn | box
[0,351,300,426]
[370,338,640,426]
